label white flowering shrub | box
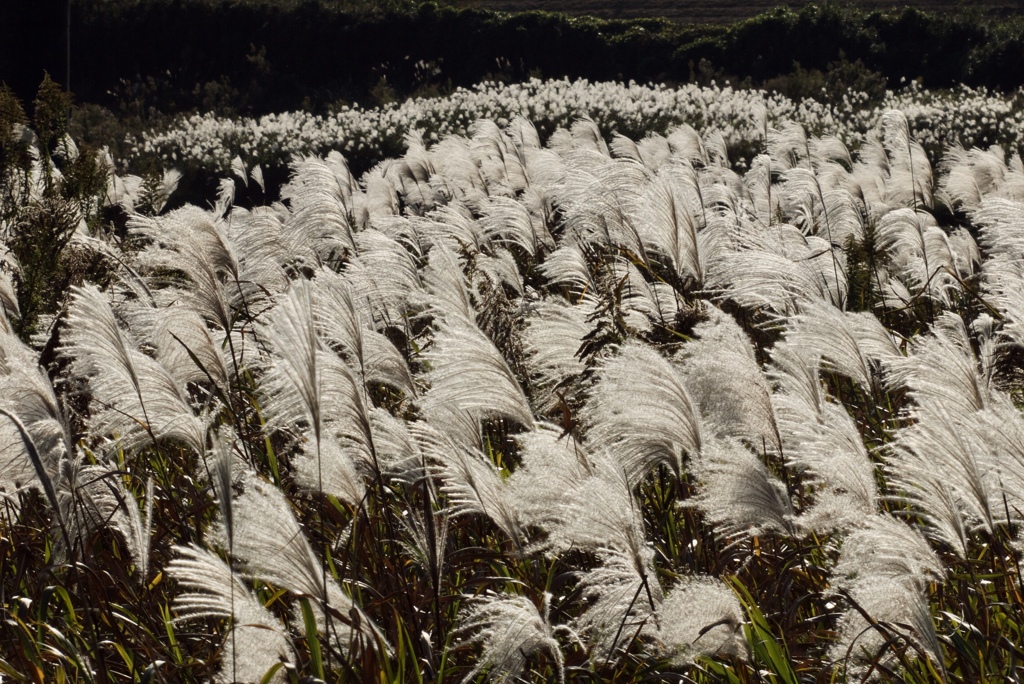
[133,77,1024,175]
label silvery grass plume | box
[420,242,476,323]
[127,301,234,396]
[974,198,1024,348]
[470,119,531,195]
[53,456,153,575]
[411,205,489,257]
[412,421,523,545]
[169,544,293,684]
[884,321,995,548]
[690,437,795,540]
[572,118,613,156]
[494,428,663,654]
[707,223,847,314]
[221,470,386,652]
[553,151,647,258]
[279,153,358,264]
[361,161,401,220]
[765,120,812,172]
[652,577,746,665]
[541,447,645,558]
[937,143,1022,213]
[508,121,566,195]
[365,408,429,482]
[887,318,1006,550]
[778,166,865,253]
[129,205,251,335]
[674,306,781,454]
[219,204,294,295]
[343,228,423,328]
[606,256,679,333]
[575,543,664,659]
[633,164,711,289]
[230,155,265,196]
[260,279,369,505]
[744,154,780,227]
[668,123,730,168]
[0,331,74,478]
[387,144,441,215]
[887,404,998,556]
[880,317,1007,548]
[479,195,556,259]
[0,409,50,503]
[392,138,442,213]
[974,399,1024,549]
[0,268,18,333]
[456,593,566,684]
[421,307,533,431]
[530,448,663,654]
[783,301,900,391]
[63,284,207,454]
[851,138,901,220]
[880,110,934,210]
[538,241,593,296]
[215,177,236,217]
[147,166,184,215]
[582,341,702,487]
[609,131,672,172]
[506,116,543,152]
[102,155,143,212]
[426,135,488,199]
[769,343,878,531]
[764,121,853,176]
[888,312,995,420]
[877,208,977,306]
[521,297,594,413]
[829,515,944,677]
[475,246,525,299]
[399,502,449,591]
[0,336,73,549]
[311,267,415,396]
[505,424,593,534]
[371,213,430,256]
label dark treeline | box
[2,0,1023,117]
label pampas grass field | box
[3,73,1024,682]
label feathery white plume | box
[413,421,522,544]
[226,472,383,650]
[457,593,564,684]
[880,110,933,210]
[260,279,371,503]
[506,424,592,532]
[654,577,745,664]
[770,343,878,530]
[422,315,533,429]
[829,515,943,674]
[583,342,702,486]
[675,307,781,453]
[691,438,794,539]
[521,298,593,413]
[280,154,357,264]
[169,544,293,683]
[312,267,414,395]
[63,284,206,453]
[784,302,899,390]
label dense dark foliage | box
[3,1,1024,119]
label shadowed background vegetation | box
[3,1,1024,119]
